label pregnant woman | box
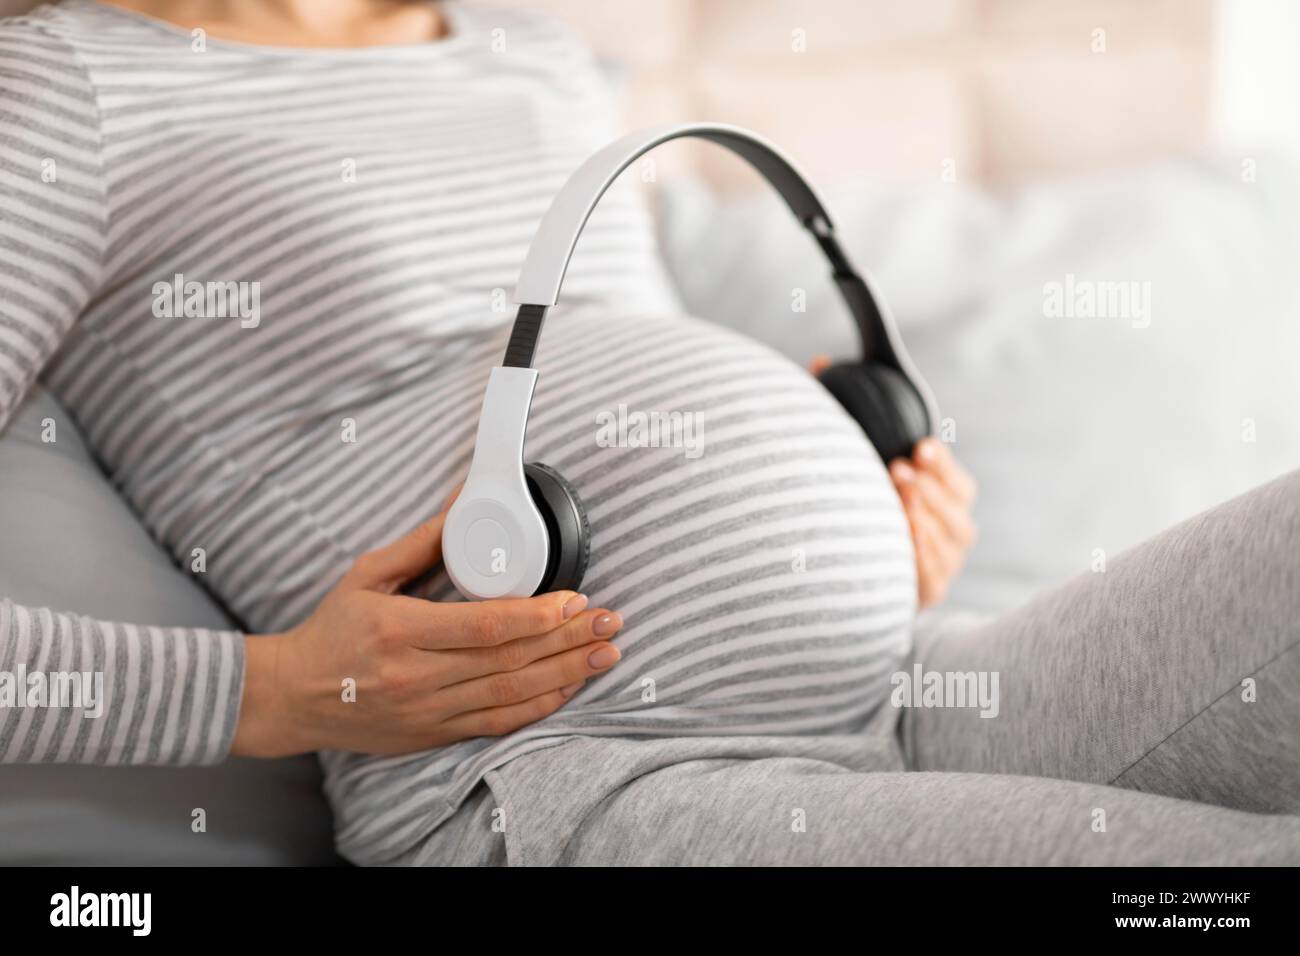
[1,0,1296,866]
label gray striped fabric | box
[0,606,240,765]
[0,0,915,862]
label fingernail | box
[587,643,621,669]
[917,440,938,462]
[560,681,584,698]
[562,593,588,620]
[892,461,915,483]
[592,612,622,637]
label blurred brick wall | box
[522,0,1215,190]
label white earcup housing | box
[442,367,551,600]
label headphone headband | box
[503,122,904,371]
[515,123,830,308]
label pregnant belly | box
[319,308,917,861]
[195,305,913,737]
[514,309,917,738]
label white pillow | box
[0,387,340,865]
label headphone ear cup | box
[817,362,930,462]
[523,462,590,595]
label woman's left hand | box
[808,355,977,609]
[889,438,977,609]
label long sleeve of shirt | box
[0,15,245,766]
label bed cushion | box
[0,386,340,865]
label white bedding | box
[658,151,1300,612]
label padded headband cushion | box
[817,362,930,464]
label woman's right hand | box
[232,507,622,758]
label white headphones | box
[442,123,937,601]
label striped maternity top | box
[0,0,916,863]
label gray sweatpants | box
[413,471,1300,865]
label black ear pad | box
[523,462,590,595]
[817,362,931,463]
